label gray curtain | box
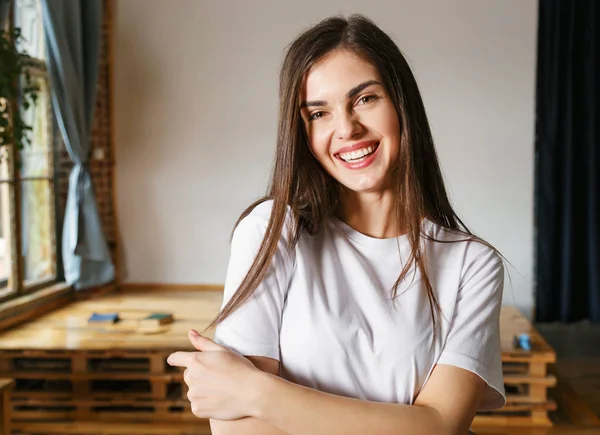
[0,0,9,28]
[41,0,115,289]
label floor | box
[536,321,600,420]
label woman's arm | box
[250,363,486,435]
[209,356,289,435]
[170,332,487,435]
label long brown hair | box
[207,15,494,336]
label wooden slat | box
[12,410,74,420]
[473,415,553,427]
[2,372,181,381]
[502,352,557,363]
[11,399,189,407]
[493,400,557,413]
[89,360,150,372]
[12,411,198,423]
[12,392,71,400]
[81,412,197,422]
[12,410,197,423]
[505,394,549,404]
[0,349,167,358]
[502,363,529,374]
[11,391,160,400]
[503,375,557,387]
[12,420,212,435]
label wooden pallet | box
[0,348,192,424]
[0,290,560,430]
[0,290,222,429]
[472,307,558,428]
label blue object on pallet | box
[88,312,120,323]
[514,333,531,351]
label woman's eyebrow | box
[300,80,382,108]
[300,99,327,108]
[346,80,381,99]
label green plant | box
[0,26,39,157]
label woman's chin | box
[339,177,388,195]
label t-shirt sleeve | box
[212,214,295,361]
[437,243,506,411]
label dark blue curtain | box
[535,0,599,322]
[41,0,115,289]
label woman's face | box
[300,50,401,195]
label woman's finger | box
[167,351,195,367]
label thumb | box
[188,329,224,351]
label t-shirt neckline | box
[330,216,434,250]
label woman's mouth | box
[335,142,380,169]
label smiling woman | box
[168,14,506,435]
[300,56,401,195]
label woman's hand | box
[167,329,266,421]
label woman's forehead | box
[302,50,381,100]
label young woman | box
[168,14,506,435]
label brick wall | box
[55,0,116,256]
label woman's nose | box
[335,111,363,140]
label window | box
[0,0,58,303]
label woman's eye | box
[358,95,377,105]
[309,111,325,121]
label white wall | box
[114,0,538,315]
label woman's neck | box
[337,188,405,239]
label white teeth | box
[339,145,375,162]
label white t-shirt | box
[214,200,506,411]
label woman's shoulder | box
[424,221,504,307]
[235,199,295,243]
[425,219,503,271]
[239,199,292,225]
[245,199,276,222]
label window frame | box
[0,0,63,305]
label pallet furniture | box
[473,306,557,428]
[0,290,559,433]
[0,379,14,435]
[0,291,222,434]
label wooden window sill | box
[0,283,74,332]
